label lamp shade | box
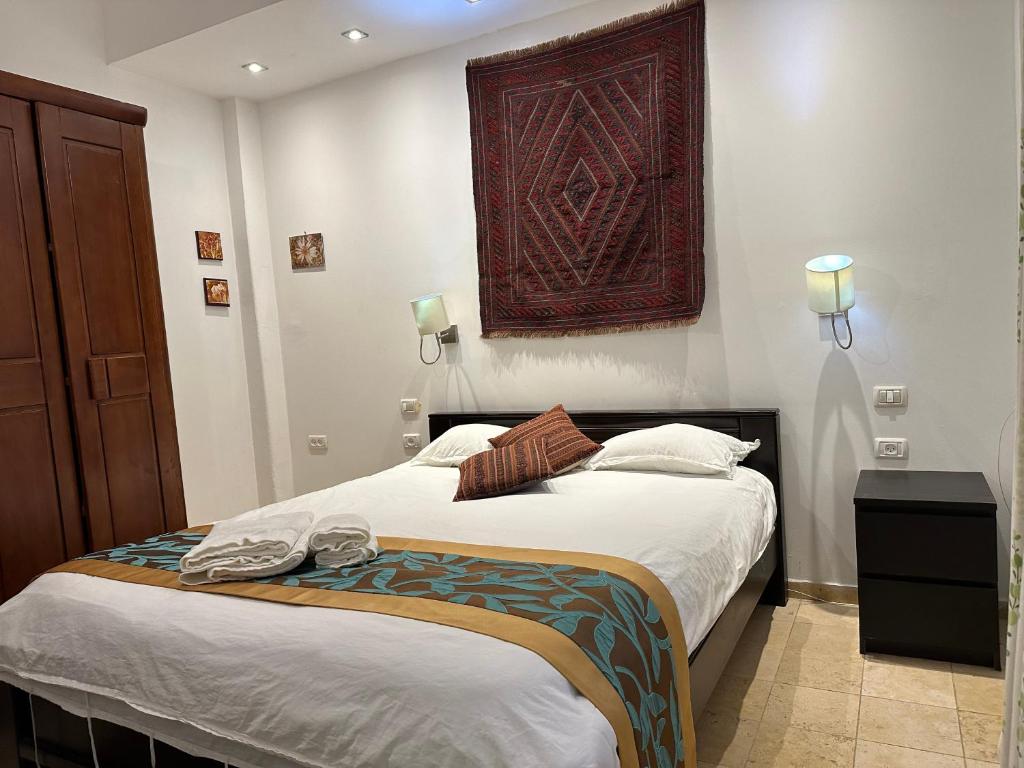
[410,293,450,336]
[805,255,854,314]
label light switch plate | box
[874,437,907,459]
[400,398,421,415]
[873,385,907,408]
[308,434,328,450]
[403,433,422,450]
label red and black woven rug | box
[467,0,705,338]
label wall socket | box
[403,433,422,450]
[874,437,907,459]
[308,434,328,450]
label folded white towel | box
[179,510,314,585]
[309,513,380,568]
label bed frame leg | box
[0,683,20,768]
[760,560,788,607]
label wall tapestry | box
[195,230,223,261]
[467,0,705,337]
[290,232,326,269]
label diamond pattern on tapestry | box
[563,158,599,222]
[467,1,705,337]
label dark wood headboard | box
[430,409,780,498]
[429,408,786,602]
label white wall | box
[222,98,294,506]
[0,0,261,524]
[258,0,1019,591]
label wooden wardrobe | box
[0,70,186,602]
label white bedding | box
[0,463,775,768]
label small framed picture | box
[195,231,224,261]
[289,232,325,269]
[203,278,230,306]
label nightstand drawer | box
[859,577,998,667]
[855,509,996,584]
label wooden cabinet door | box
[36,104,186,551]
[0,95,83,601]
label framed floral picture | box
[289,232,325,269]
[203,278,229,306]
[195,231,224,261]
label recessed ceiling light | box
[341,28,369,41]
[242,62,268,73]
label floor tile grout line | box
[745,722,859,768]
[740,716,762,768]
[740,603,786,768]
[860,737,962,753]
[763,681,861,742]
[854,691,863,753]
[737,602,895,766]
[856,738,978,766]
[953,669,968,763]
[856,734,966,760]
[858,694,966,760]
[721,601,1001,766]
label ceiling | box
[100,0,282,62]
[106,0,600,102]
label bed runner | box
[51,528,696,768]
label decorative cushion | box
[410,423,509,467]
[586,423,760,477]
[488,405,602,475]
[454,438,552,502]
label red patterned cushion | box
[454,438,552,502]
[489,405,601,474]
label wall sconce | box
[805,254,854,349]
[410,293,459,365]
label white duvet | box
[0,463,775,768]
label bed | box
[0,408,785,768]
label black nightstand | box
[854,470,1000,669]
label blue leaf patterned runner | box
[58,529,695,768]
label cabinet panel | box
[0,408,69,599]
[0,95,83,602]
[37,103,185,550]
[0,127,36,359]
[0,361,45,409]
[63,141,144,355]
[856,508,996,585]
[106,354,149,397]
[98,396,164,545]
[859,576,998,667]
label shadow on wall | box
[471,219,730,407]
[442,344,484,413]
[807,348,871,583]
[482,327,696,396]
[848,262,902,368]
[397,342,484,454]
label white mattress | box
[0,463,776,768]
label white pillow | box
[410,424,509,467]
[586,423,760,477]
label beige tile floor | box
[696,599,1005,768]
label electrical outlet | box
[308,434,328,450]
[403,433,422,450]
[400,398,421,415]
[874,438,907,459]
